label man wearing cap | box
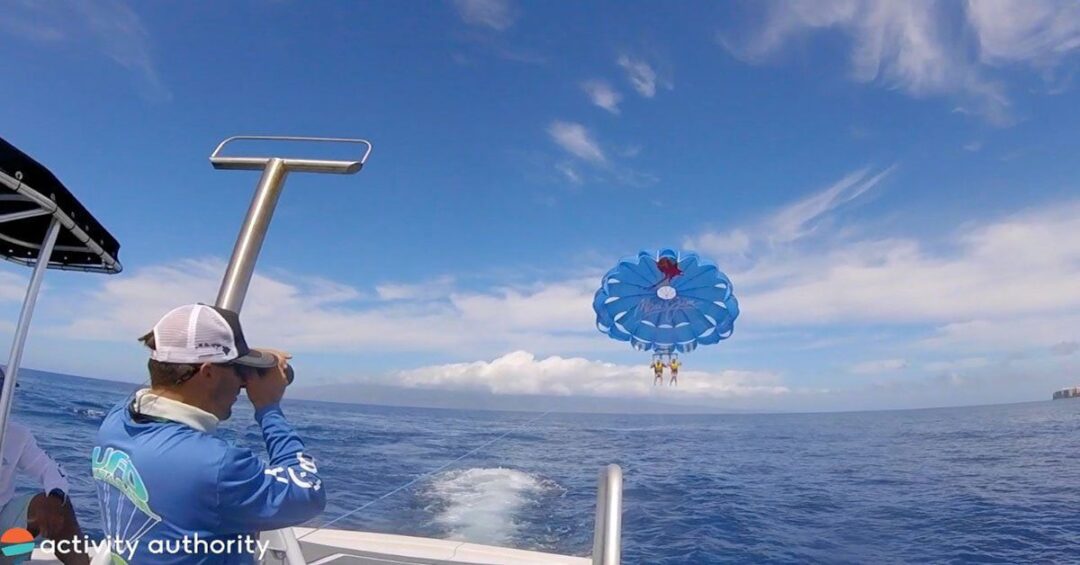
[92,304,325,564]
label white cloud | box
[697,197,1080,329]
[581,80,622,114]
[395,350,788,398]
[547,121,606,164]
[376,276,455,300]
[46,259,601,357]
[686,229,752,257]
[850,358,908,375]
[0,271,30,303]
[684,165,1080,363]
[964,140,983,152]
[922,314,1080,352]
[720,0,1080,124]
[453,0,517,31]
[616,55,669,98]
[450,278,597,333]
[1,0,169,101]
[967,0,1080,67]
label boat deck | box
[30,528,590,565]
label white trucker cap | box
[148,304,277,368]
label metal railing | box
[592,464,623,565]
[209,135,372,312]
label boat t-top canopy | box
[0,137,122,273]
[0,136,122,452]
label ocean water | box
[8,369,1080,564]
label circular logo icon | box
[1,527,35,557]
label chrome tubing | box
[592,464,624,565]
[210,135,372,174]
[211,136,372,312]
[216,158,288,312]
[211,136,371,565]
[0,217,61,451]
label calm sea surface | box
[9,370,1080,563]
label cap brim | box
[231,349,278,369]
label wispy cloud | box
[376,276,456,301]
[554,162,583,185]
[452,0,517,31]
[742,202,1080,327]
[545,121,659,187]
[0,271,30,303]
[850,358,908,375]
[720,0,1080,124]
[581,80,622,114]
[547,121,606,164]
[764,167,893,245]
[680,174,1080,406]
[395,350,788,398]
[967,0,1080,67]
[0,4,65,42]
[1,0,169,101]
[616,55,671,98]
[687,229,752,257]
[686,166,894,257]
[685,167,1080,361]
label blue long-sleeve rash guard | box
[92,401,325,564]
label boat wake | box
[424,467,559,546]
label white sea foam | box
[426,467,553,546]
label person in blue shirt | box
[92,304,325,564]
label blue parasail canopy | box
[592,248,739,354]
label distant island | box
[1052,387,1080,400]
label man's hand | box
[245,348,292,411]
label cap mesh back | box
[154,304,198,351]
[192,307,233,352]
[151,304,238,363]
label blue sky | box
[1,0,1078,411]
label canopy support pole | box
[0,216,61,449]
[216,158,288,312]
[209,136,371,565]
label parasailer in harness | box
[668,355,680,386]
[651,356,665,386]
[656,256,682,282]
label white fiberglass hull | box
[30,528,589,565]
